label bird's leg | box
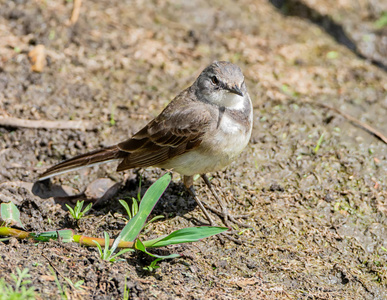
[201,174,251,229]
[201,174,229,224]
[184,175,215,226]
[184,176,242,244]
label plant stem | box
[73,235,134,248]
[0,227,30,239]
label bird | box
[38,61,253,226]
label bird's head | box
[195,61,247,110]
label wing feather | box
[116,96,214,171]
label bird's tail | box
[38,146,124,180]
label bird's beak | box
[229,85,244,97]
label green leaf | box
[82,202,93,215]
[144,226,228,248]
[119,199,132,219]
[65,204,75,216]
[143,258,162,271]
[109,248,134,261]
[134,238,146,251]
[314,133,324,154]
[144,252,180,260]
[145,215,164,226]
[112,173,171,249]
[31,229,74,243]
[132,198,139,216]
[66,200,92,220]
[135,239,180,259]
[92,239,104,257]
[374,12,387,29]
[110,233,121,254]
[103,232,111,259]
[0,202,24,229]
[137,175,142,202]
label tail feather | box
[38,146,123,180]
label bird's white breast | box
[208,91,246,110]
[159,106,252,176]
[212,113,250,154]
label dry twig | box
[0,116,95,131]
[259,98,387,145]
[70,0,82,25]
[313,101,387,144]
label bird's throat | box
[208,91,245,110]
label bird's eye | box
[211,76,219,85]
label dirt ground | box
[1,0,387,299]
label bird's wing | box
[116,98,214,171]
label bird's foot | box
[201,174,252,229]
[184,175,253,243]
[203,202,252,229]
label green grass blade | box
[31,229,74,243]
[1,202,24,229]
[132,198,139,216]
[314,133,324,154]
[75,200,84,215]
[112,173,171,249]
[82,202,93,216]
[92,240,104,257]
[144,226,228,248]
[144,252,180,259]
[137,175,142,202]
[103,232,110,259]
[109,248,134,261]
[135,239,180,259]
[119,200,132,219]
[145,215,165,226]
[65,204,75,216]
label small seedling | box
[119,198,139,220]
[143,258,162,272]
[49,266,66,299]
[63,278,84,290]
[66,200,92,220]
[374,12,387,29]
[0,173,228,267]
[49,265,85,299]
[119,175,164,226]
[313,133,324,154]
[93,232,134,262]
[118,175,143,219]
[123,276,130,300]
[0,267,36,300]
[119,198,164,227]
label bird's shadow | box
[31,178,120,210]
[31,174,203,224]
[109,176,203,224]
[32,180,87,209]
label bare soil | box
[1,0,387,299]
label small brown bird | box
[39,61,253,226]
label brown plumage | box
[38,61,253,227]
[38,60,252,190]
[39,88,214,180]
